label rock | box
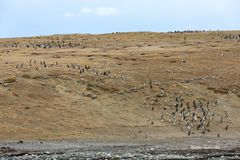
[2,83,10,87]
[18,140,24,144]
[32,75,44,79]
[24,106,31,109]
[91,95,97,99]
[4,77,16,83]
[22,74,31,78]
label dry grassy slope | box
[0,31,240,140]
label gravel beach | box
[1,137,240,159]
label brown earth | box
[0,31,239,141]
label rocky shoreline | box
[1,137,240,159]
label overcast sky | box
[0,0,239,38]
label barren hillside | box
[0,31,240,140]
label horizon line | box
[1,29,239,39]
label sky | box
[0,0,239,38]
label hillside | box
[0,31,240,140]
